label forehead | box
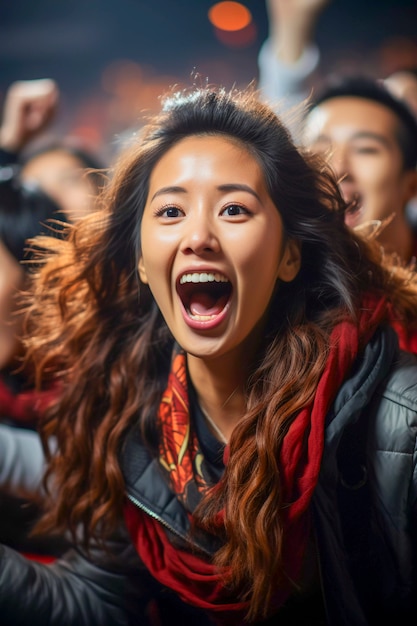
[22,150,85,178]
[304,96,400,144]
[149,134,263,183]
[160,134,254,159]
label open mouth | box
[344,193,363,227]
[177,271,232,322]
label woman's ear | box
[138,256,149,284]
[277,239,301,283]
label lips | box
[177,271,232,326]
[342,190,363,228]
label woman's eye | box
[222,204,248,216]
[157,206,183,218]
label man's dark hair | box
[310,75,417,170]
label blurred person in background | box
[0,165,69,558]
[0,174,66,406]
[258,0,417,130]
[302,76,417,264]
[258,0,417,265]
[20,139,105,222]
[0,78,105,222]
[0,79,81,560]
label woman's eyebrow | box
[151,183,262,202]
[151,186,186,201]
[217,183,261,201]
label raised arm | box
[265,0,330,63]
[0,79,58,156]
[258,0,330,132]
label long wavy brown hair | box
[23,86,417,621]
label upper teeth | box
[179,272,229,284]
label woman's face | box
[0,241,25,370]
[139,135,300,363]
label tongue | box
[189,291,227,317]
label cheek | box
[246,226,283,269]
[236,239,282,295]
[140,223,177,278]
[354,159,399,193]
[139,248,173,309]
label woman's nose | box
[180,214,220,255]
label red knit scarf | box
[389,314,417,354]
[124,296,389,623]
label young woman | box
[0,86,416,626]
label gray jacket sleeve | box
[0,424,47,499]
[0,530,155,626]
[257,38,320,142]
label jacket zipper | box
[126,492,212,556]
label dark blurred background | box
[1,0,416,158]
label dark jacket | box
[0,327,416,625]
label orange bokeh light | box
[208,2,252,32]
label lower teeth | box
[188,311,217,321]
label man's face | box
[303,96,417,257]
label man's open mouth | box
[177,272,232,321]
[344,193,363,227]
